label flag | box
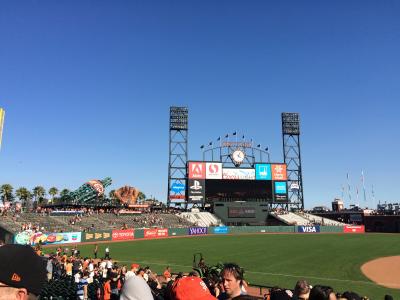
[242,135,245,139]
[265,147,269,151]
[217,137,221,141]
[233,131,237,136]
[208,141,212,146]
[225,134,229,138]
[257,144,261,148]
[200,145,204,149]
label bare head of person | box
[0,245,47,300]
[221,263,244,299]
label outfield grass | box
[45,233,400,299]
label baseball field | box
[46,233,400,299]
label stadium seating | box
[269,211,311,225]
[178,212,223,227]
[298,212,347,226]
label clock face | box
[232,150,245,164]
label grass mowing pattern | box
[45,233,400,299]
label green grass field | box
[45,233,400,299]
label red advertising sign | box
[188,162,206,179]
[112,229,135,241]
[271,164,287,180]
[343,225,365,233]
[144,228,169,238]
[206,162,222,179]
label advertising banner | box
[297,226,321,233]
[171,182,185,193]
[188,162,206,179]
[255,164,272,180]
[144,228,169,238]
[82,231,112,242]
[343,225,365,233]
[206,162,223,179]
[112,229,135,241]
[188,179,205,202]
[274,182,287,194]
[213,226,229,234]
[271,164,287,180]
[188,227,208,235]
[222,168,255,180]
[15,231,82,245]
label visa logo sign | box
[298,226,320,233]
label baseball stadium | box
[1,107,399,300]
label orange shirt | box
[103,281,111,300]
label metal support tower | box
[282,113,304,210]
[167,107,188,208]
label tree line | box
[0,184,147,207]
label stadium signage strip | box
[213,226,229,234]
[222,168,255,180]
[188,227,208,235]
[82,231,112,242]
[297,226,320,233]
[144,228,169,238]
[14,231,82,245]
[112,229,134,241]
[343,225,365,233]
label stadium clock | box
[231,149,245,165]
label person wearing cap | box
[0,244,46,300]
[171,275,217,300]
[126,263,139,279]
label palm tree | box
[138,191,146,201]
[108,190,115,200]
[15,187,31,209]
[0,184,13,203]
[60,188,70,198]
[32,186,46,204]
[48,187,59,203]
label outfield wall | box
[12,225,365,246]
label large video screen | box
[205,179,273,201]
[228,207,256,218]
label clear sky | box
[1,1,399,209]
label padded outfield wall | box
[12,225,366,245]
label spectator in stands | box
[126,264,139,279]
[218,263,246,300]
[293,279,311,300]
[120,275,153,300]
[164,266,172,282]
[0,244,46,300]
[338,291,361,300]
[309,285,336,300]
[76,271,89,300]
[171,275,217,300]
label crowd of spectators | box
[29,244,392,300]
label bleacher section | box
[269,211,310,225]
[0,212,194,234]
[298,212,347,226]
[178,212,223,227]
[269,211,346,226]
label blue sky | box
[0,1,399,209]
